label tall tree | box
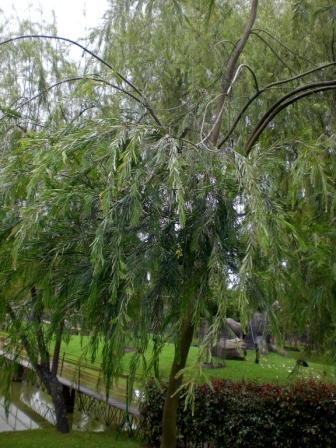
[0,15,95,432]
[1,1,336,445]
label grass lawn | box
[0,429,141,448]
[61,336,336,386]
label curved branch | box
[209,0,258,145]
[218,62,336,148]
[199,64,259,146]
[0,35,163,127]
[227,64,259,95]
[248,79,336,139]
[245,81,336,154]
[253,28,314,64]
[0,35,141,95]
[0,77,146,123]
[262,62,336,88]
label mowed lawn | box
[0,430,141,448]
[61,336,336,385]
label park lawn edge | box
[0,429,142,448]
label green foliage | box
[140,379,336,447]
[0,1,336,431]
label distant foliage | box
[140,379,336,447]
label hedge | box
[139,379,336,447]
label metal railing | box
[0,334,141,432]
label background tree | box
[0,14,99,432]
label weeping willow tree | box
[0,12,98,433]
[1,0,336,445]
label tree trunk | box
[209,0,259,145]
[52,320,64,376]
[38,368,70,433]
[160,314,194,448]
[7,303,69,433]
[50,377,70,433]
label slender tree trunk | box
[38,367,70,433]
[49,376,70,433]
[7,303,70,433]
[48,321,70,432]
[160,313,195,448]
[52,320,64,376]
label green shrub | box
[139,379,336,447]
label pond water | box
[0,382,49,432]
[0,380,108,432]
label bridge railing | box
[57,351,141,404]
[0,332,143,412]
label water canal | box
[0,380,109,433]
[0,381,48,432]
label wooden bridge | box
[0,342,140,431]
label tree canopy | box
[0,1,335,445]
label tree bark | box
[50,377,70,433]
[160,313,195,448]
[209,0,259,145]
[52,320,64,376]
[37,367,70,433]
[7,303,70,433]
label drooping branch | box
[250,31,296,73]
[218,62,336,148]
[0,77,150,123]
[0,35,140,95]
[253,28,314,64]
[209,0,258,145]
[227,64,259,95]
[245,81,336,154]
[0,35,163,127]
[6,303,39,370]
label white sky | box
[2,0,110,40]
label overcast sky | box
[2,0,109,40]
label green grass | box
[149,346,335,385]
[61,336,336,386]
[0,429,141,448]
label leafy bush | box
[139,379,336,447]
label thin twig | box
[0,77,146,122]
[250,31,295,73]
[253,28,314,64]
[227,64,259,94]
[0,35,163,128]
